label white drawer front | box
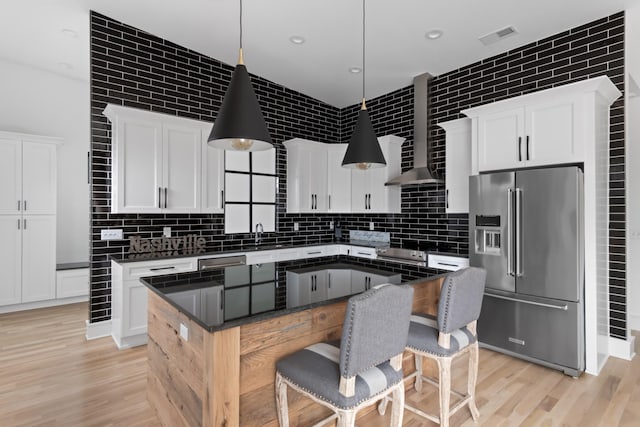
[350,246,377,259]
[428,254,469,271]
[123,258,198,279]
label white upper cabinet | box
[284,135,403,214]
[439,118,472,214]
[351,136,403,213]
[162,122,202,213]
[201,125,224,213]
[104,105,216,214]
[463,77,617,174]
[326,144,351,213]
[283,139,327,213]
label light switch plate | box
[329,221,334,230]
[294,222,299,231]
[369,222,374,231]
[179,323,189,341]
[163,227,171,238]
[100,229,123,240]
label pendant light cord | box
[362,0,365,101]
[240,0,243,50]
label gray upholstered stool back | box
[339,284,414,378]
[437,267,487,334]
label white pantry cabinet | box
[0,132,59,308]
[439,118,472,213]
[111,257,198,349]
[104,105,212,214]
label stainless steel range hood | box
[385,73,443,186]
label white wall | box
[626,6,640,331]
[0,59,89,263]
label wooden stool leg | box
[468,343,480,420]
[337,410,356,427]
[390,384,405,427]
[414,353,423,392]
[275,373,289,427]
[377,396,389,415]
[438,358,452,427]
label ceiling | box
[1,0,638,107]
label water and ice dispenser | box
[474,215,502,255]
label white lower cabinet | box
[111,257,198,349]
[56,268,89,298]
[0,215,56,307]
[351,270,402,293]
[327,269,352,299]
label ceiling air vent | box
[479,26,518,46]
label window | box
[224,149,277,234]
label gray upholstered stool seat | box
[275,283,414,427]
[407,313,477,357]
[276,341,404,409]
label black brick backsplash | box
[89,11,626,340]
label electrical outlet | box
[100,229,123,240]
[294,222,299,231]
[179,323,189,341]
[163,227,171,238]
[369,222,374,231]
[329,221,334,230]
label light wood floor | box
[1,303,638,427]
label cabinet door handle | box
[328,195,331,210]
[518,137,522,162]
[446,189,449,209]
[17,219,20,230]
[164,187,168,209]
[221,190,224,209]
[24,200,27,211]
[149,266,176,272]
[158,187,162,209]
[368,194,371,209]
[328,273,331,289]
[526,135,530,161]
[23,219,27,229]
[17,200,21,211]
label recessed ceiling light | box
[61,29,78,38]
[289,36,305,44]
[425,29,443,40]
[58,62,73,70]
[349,67,362,74]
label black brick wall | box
[89,11,626,340]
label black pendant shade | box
[208,62,273,151]
[342,105,386,169]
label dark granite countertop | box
[109,239,389,264]
[139,259,431,333]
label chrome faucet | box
[255,222,264,246]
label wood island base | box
[146,277,443,427]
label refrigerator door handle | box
[486,293,569,311]
[507,188,514,277]
[515,187,523,277]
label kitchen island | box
[140,259,444,427]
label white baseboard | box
[85,319,112,340]
[609,336,636,361]
[0,296,88,314]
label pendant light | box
[342,0,386,170]
[208,0,273,151]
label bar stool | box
[380,267,486,427]
[275,284,415,427]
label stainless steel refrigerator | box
[469,166,584,376]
